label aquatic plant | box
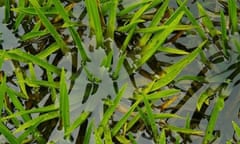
[0,0,239,143]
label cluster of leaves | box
[0,0,240,144]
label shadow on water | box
[0,0,240,143]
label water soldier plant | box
[0,0,240,143]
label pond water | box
[0,0,240,143]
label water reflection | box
[0,0,240,143]
[0,8,19,49]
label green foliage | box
[53,0,90,62]
[65,111,90,137]
[197,2,220,37]
[29,0,69,53]
[228,0,238,32]
[106,0,118,39]
[0,122,18,143]
[0,0,239,143]
[135,8,185,69]
[232,121,240,139]
[196,87,214,111]
[85,0,104,47]
[203,96,225,143]
[97,84,127,136]
[4,0,10,23]
[152,40,206,91]
[220,10,228,55]
[138,0,169,47]
[59,68,70,137]
[4,49,61,75]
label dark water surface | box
[0,0,240,143]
